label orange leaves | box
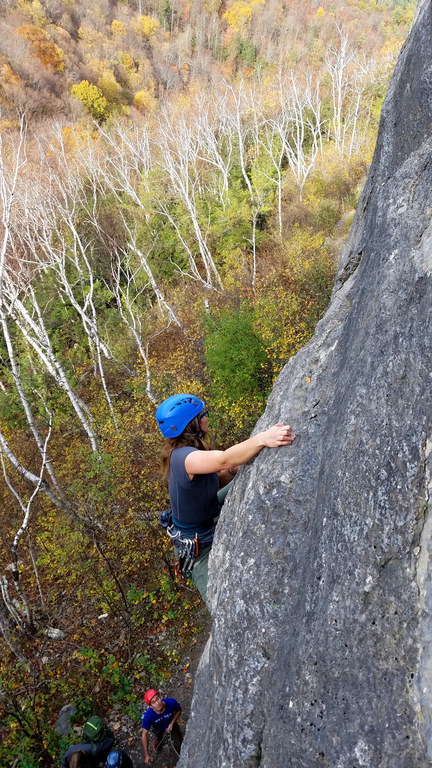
[0,62,21,87]
[16,24,65,71]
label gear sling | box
[160,509,214,580]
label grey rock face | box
[178,3,432,767]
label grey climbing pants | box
[191,480,234,604]
[191,545,212,603]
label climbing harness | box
[167,526,200,579]
[159,509,214,579]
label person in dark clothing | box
[69,755,91,768]
[61,738,113,768]
[155,394,296,601]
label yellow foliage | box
[123,56,150,91]
[118,52,135,70]
[97,69,122,105]
[70,80,109,121]
[223,2,252,31]
[17,0,46,26]
[252,234,334,382]
[205,0,222,10]
[221,248,249,290]
[111,19,126,36]
[78,24,106,50]
[224,0,264,30]
[379,38,403,61]
[133,88,157,112]
[255,75,279,112]
[392,3,415,26]
[60,124,97,155]
[132,15,161,37]
[308,37,325,66]
[85,56,110,77]
[0,119,21,132]
[316,6,326,17]
[348,0,376,8]
[174,92,194,111]
[30,0,46,25]
[16,24,65,71]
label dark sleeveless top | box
[168,446,219,534]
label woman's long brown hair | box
[69,752,91,768]
[160,415,212,482]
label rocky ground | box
[107,603,211,768]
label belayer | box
[141,689,183,765]
[156,393,296,602]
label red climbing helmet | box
[144,689,158,705]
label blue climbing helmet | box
[155,393,205,437]
[106,751,123,768]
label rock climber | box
[155,393,296,601]
[141,689,183,765]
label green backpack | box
[82,715,112,744]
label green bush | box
[205,306,270,405]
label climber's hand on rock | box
[262,423,296,447]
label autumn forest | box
[0,0,415,764]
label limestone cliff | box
[178,2,432,766]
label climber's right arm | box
[185,424,295,477]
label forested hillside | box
[0,1,415,765]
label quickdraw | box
[167,525,199,579]
[159,509,215,579]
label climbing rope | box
[168,732,182,759]
[153,729,182,759]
